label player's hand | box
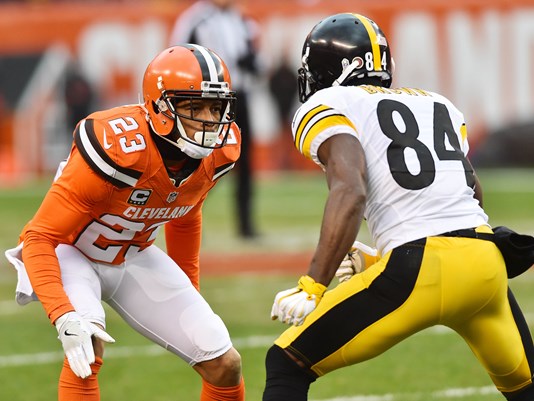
[271,275,327,326]
[336,250,363,283]
[54,312,115,378]
[335,241,378,283]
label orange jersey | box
[21,104,241,322]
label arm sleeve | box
[21,150,111,324]
[164,194,207,291]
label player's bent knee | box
[263,345,316,401]
[216,347,242,376]
[195,348,242,386]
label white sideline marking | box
[0,300,20,315]
[0,329,463,367]
[0,334,502,399]
[0,335,276,367]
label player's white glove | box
[335,241,378,283]
[271,275,327,326]
[55,311,115,379]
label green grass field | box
[0,169,533,401]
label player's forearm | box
[22,230,74,323]
[308,183,365,286]
[165,212,202,290]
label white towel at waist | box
[4,242,38,305]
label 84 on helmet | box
[298,13,393,102]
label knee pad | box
[191,313,231,354]
[263,345,316,401]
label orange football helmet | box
[143,44,236,151]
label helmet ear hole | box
[152,101,161,114]
[156,99,168,113]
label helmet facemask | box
[156,81,236,150]
[297,46,320,103]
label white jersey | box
[292,85,488,255]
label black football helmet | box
[298,13,393,102]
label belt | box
[438,228,494,241]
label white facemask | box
[172,115,221,159]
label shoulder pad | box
[74,117,144,188]
[210,123,241,180]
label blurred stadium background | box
[0,0,533,400]
[1,0,534,181]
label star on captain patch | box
[167,191,178,203]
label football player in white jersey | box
[263,13,534,401]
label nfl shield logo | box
[167,191,178,203]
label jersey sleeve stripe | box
[299,114,357,159]
[213,162,235,180]
[294,104,331,149]
[74,119,142,188]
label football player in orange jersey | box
[5,44,245,401]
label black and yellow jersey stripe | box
[294,104,357,159]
